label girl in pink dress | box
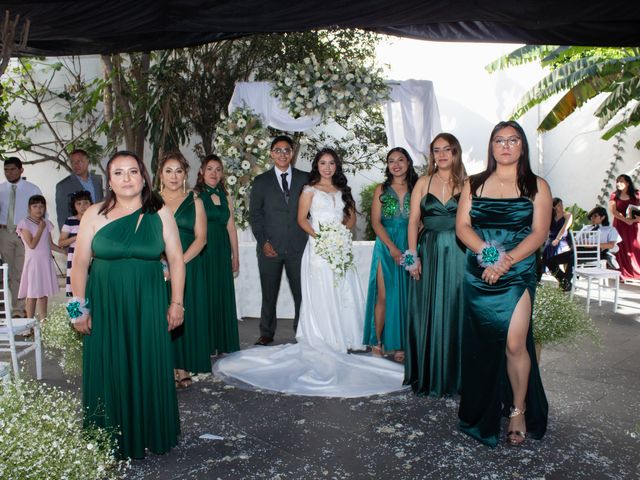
[16,195,63,319]
[609,174,640,279]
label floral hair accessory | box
[66,297,90,324]
[401,249,419,271]
[477,240,505,268]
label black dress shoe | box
[254,336,274,346]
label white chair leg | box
[10,348,20,380]
[34,324,42,380]
[613,276,619,311]
[598,279,602,306]
[586,279,591,313]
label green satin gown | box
[458,196,548,447]
[363,187,410,351]
[201,185,240,353]
[170,192,211,373]
[83,210,179,459]
[404,192,465,396]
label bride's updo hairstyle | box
[308,147,356,220]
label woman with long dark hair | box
[71,150,184,458]
[609,174,640,279]
[196,154,240,354]
[404,133,467,396]
[157,151,208,386]
[456,121,551,447]
[213,148,404,397]
[363,147,418,361]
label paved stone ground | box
[8,279,640,479]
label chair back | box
[571,230,601,269]
[0,263,14,330]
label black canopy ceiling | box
[3,1,640,56]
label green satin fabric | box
[404,193,465,396]
[83,210,179,459]
[458,196,548,447]
[201,185,239,353]
[170,193,212,373]
[363,187,410,350]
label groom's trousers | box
[257,251,303,338]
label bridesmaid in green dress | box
[363,147,418,362]
[197,154,240,354]
[71,151,185,459]
[404,133,467,396]
[157,152,208,385]
[456,121,551,447]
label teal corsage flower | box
[401,249,419,271]
[380,193,399,217]
[477,240,505,267]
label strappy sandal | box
[175,370,192,389]
[506,406,527,446]
[371,342,384,357]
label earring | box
[143,180,146,187]
[160,182,164,193]
[108,185,112,191]
[183,179,186,193]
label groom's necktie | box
[281,172,289,203]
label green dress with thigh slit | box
[83,209,179,459]
[458,196,548,447]
[363,186,410,351]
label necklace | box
[117,201,142,212]
[496,175,516,198]
[435,171,452,201]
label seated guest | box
[543,197,573,291]
[579,206,622,270]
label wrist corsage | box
[66,297,90,324]
[401,249,419,271]
[476,240,506,268]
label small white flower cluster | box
[41,302,84,376]
[272,54,389,122]
[0,380,128,479]
[214,108,272,228]
[313,222,355,285]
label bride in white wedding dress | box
[213,148,406,397]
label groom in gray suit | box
[250,135,309,345]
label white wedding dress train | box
[213,187,406,397]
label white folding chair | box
[0,263,42,380]
[570,230,621,313]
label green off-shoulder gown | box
[404,192,465,396]
[201,185,240,353]
[363,187,410,351]
[458,196,548,447]
[83,210,179,459]
[170,192,211,373]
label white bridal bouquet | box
[314,222,355,284]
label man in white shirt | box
[0,157,43,316]
[580,206,623,270]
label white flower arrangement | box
[272,53,390,123]
[0,380,128,479]
[313,222,355,285]
[41,302,83,376]
[213,107,272,228]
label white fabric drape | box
[383,80,441,166]
[228,80,441,163]
[228,81,320,131]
